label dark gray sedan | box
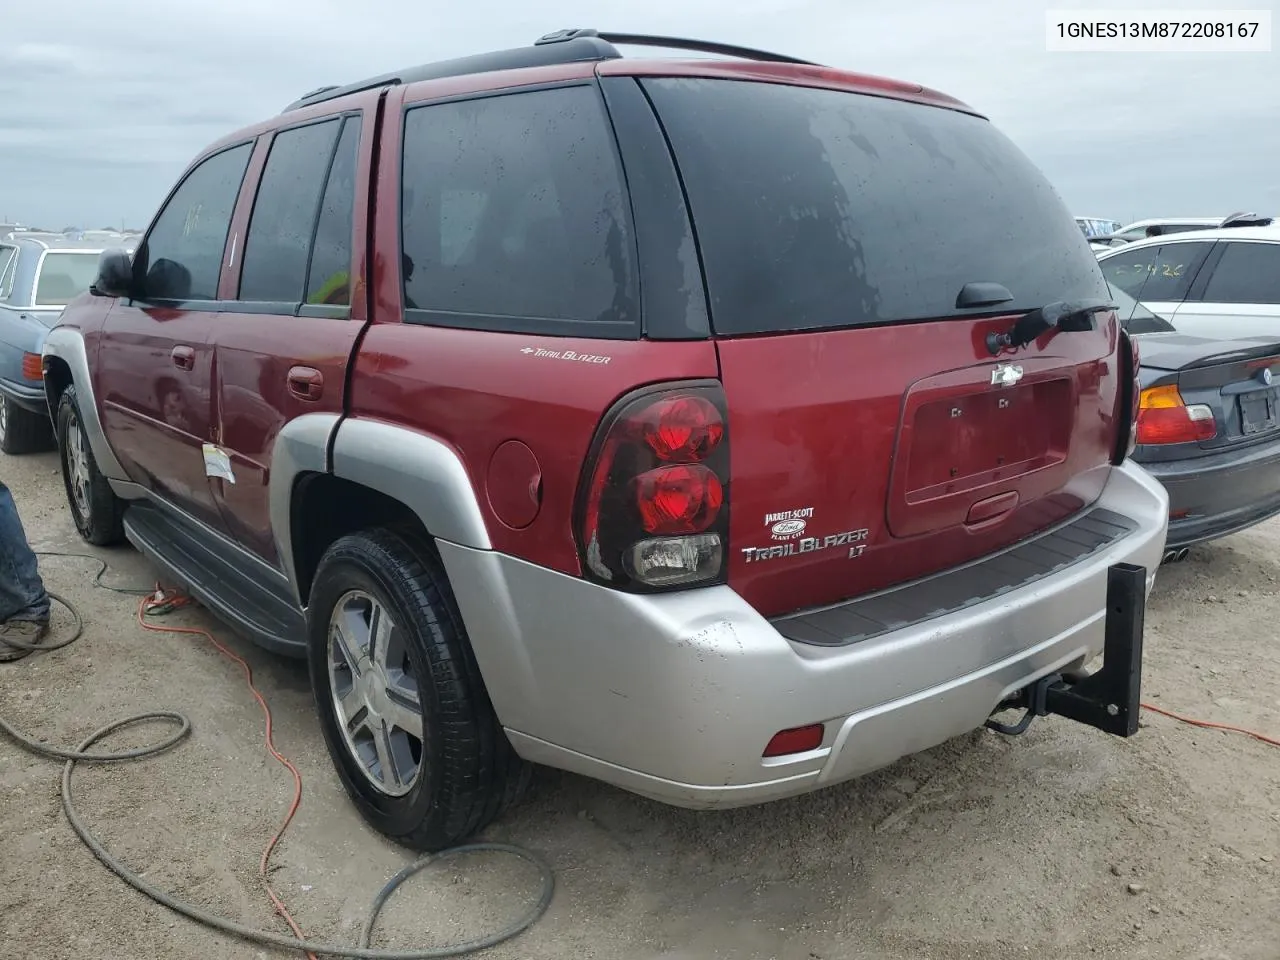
[1116,286,1280,559]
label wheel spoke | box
[369,603,394,669]
[331,618,363,677]
[372,721,400,788]
[383,693,423,740]
[336,685,366,730]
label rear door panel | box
[211,106,374,567]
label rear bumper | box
[1139,437,1280,549]
[441,460,1169,809]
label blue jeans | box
[0,481,50,623]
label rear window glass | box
[642,78,1109,336]
[34,252,100,306]
[400,85,637,334]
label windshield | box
[33,251,101,306]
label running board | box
[986,562,1145,738]
[122,500,308,658]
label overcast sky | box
[1,0,1276,230]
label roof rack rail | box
[281,34,621,112]
[281,28,819,113]
[535,28,819,65]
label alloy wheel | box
[327,590,425,797]
[65,415,91,520]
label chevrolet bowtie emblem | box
[991,363,1024,387]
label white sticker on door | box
[202,443,236,484]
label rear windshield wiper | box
[985,298,1116,355]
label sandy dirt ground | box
[2,446,1278,960]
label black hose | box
[1,581,554,958]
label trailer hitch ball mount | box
[986,562,1146,739]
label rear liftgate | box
[985,563,1146,738]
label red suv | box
[43,30,1169,851]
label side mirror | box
[90,248,135,298]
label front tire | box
[56,385,125,545]
[0,393,53,455]
[308,528,531,851]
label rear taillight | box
[1136,384,1217,445]
[1125,333,1140,456]
[576,380,729,590]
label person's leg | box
[0,481,50,662]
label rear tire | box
[0,393,53,455]
[307,527,532,852]
[56,385,125,545]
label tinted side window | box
[400,85,636,333]
[305,117,361,306]
[642,78,1109,335]
[141,143,253,301]
[1201,242,1280,304]
[1100,248,1157,297]
[1099,242,1211,301]
[1134,242,1213,301]
[239,118,341,303]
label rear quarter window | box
[399,84,638,337]
[0,245,16,299]
[642,78,1109,335]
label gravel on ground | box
[2,448,1277,960]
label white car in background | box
[1096,223,1280,339]
[1108,216,1223,243]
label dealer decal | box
[764,506,814,541]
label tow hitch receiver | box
[986,562,1146,738]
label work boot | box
[0,620,48,662]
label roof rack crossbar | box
[536,28,819,65]
[281,34,621,112]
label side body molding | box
[330,418,493,550]
[41,327,129,482]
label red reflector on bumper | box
[763,723,824,757]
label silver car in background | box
[0,236,129,452]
